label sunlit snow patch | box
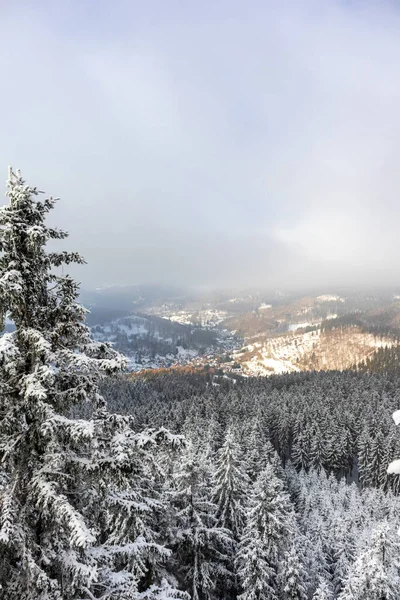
[288,322,314,331]
[316,295,344,303]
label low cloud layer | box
[1,1,400,290]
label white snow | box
[388,459,400,475]
[316,294,344,303]
[228,296,253,303]
[167,312,193,325]
[236,327,394,376]
[159,309,227,328]
[252,356,299,375]
[288,322,313,331]
[393,410,400,426]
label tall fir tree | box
[0,170,177,600]
[237,464,294,600]
[213,428,248,540]
[170,441,232,600]
[278,543,308,600]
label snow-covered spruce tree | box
[338,521,400,600]
[170,440,233,600]
[0,169,176,600]
[292,429,311,472]
[237,464,294,600]
[310,427,329,473]
[278,543,308,600]
[242,418,283,484]
[89,421,187,599]
[237,531,276,600]
[312,578,333,600]
[357,426,372,488]
[243,418,268,482]
[213,428,248,540]
[368,432,385,488]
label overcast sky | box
[1,0,400,290]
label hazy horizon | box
[2,1,400,290]
[82,280,400,299]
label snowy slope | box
[235,326,395,376]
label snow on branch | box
[134,427,185,449]
[30,477,95,548]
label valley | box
[83,285,400,376]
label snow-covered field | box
[158,308,228,328]
[287,322,314,331]
[316,294,345,303]
[165,312,193,325]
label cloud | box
[0,0,400,290]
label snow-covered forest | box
[102,369,400,599]
[1,170,400,600]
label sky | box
[1,0,400,291]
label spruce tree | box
[213,428,248,540]
[0,169,173,599]
[278,543,308,600]
[170,441,232,600]
[310,427,328,473]
[369,432,385,488]
[237,464,294,600]
[338,521,400,600]
[237,531,277,600]
[357,427,372,487]
[292,430,311,471]
[312,578,333,600]
[243,418,267,482]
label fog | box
[1,0,400,291]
